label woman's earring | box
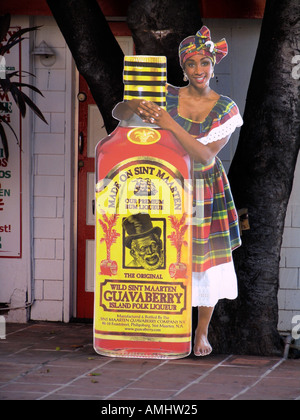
[183,72,188,82]
[211,72,215,79]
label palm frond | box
[8,25,41,42]
[9,83,26,117]
[6,70,37,79]
[21,90,48,124]
[0,117,20,147]
[0,123,9,160]
[0,16,47,159]
[0,26,41,56]
[0,37,25,55]
[12,82,45,97]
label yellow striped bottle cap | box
[123,55,167,109]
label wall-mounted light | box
[77,92,87,102]
[32,41,56,67]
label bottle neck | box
[119,113,160,129]
[119,56,167,129]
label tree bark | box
[210,0,300,356]
[127,0,203,87]
[46,0,124,133]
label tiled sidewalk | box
[0,322,299,400]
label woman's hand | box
[136,101,228,165]
[112,99,144,121]
[113,99,173,127]
[137,100,173,130]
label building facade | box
[0,1,299,334]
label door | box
[76,32,133,319]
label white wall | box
[279,153,300,331]
[29,16,75,322]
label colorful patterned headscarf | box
[179,26,228,67]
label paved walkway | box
[0,322,299,400]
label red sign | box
[0,27,22,258]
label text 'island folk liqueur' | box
[94,56,193,359]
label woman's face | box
[184,54,214,89]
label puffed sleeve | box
[196,96,243,145]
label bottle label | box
[94,157,192,345]
[127,127,161,145]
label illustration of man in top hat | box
[123,213,164,270]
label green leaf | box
[12,82,45,97]
[0,21,47,159]
[22,90,48,124]
[0,37,26,56]
[8,26,41,43]
[0,26,42,56]
[10,84,26,117]
[6,70,37,79]
[0,116,20,144]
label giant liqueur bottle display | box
[94,56,193,359]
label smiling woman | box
[97,26,244,358]
[133,26,243,357]
[179,56,218,123]
[185,56,214,82]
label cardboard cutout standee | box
[94,56,192,359]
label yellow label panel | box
[100,280,186,314]
[95,158,192,343]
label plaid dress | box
[166,84,243,278]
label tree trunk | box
[127,0,202,87]
[210,0,300,356]
[46,0,124,133]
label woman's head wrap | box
[179,26,228,67]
